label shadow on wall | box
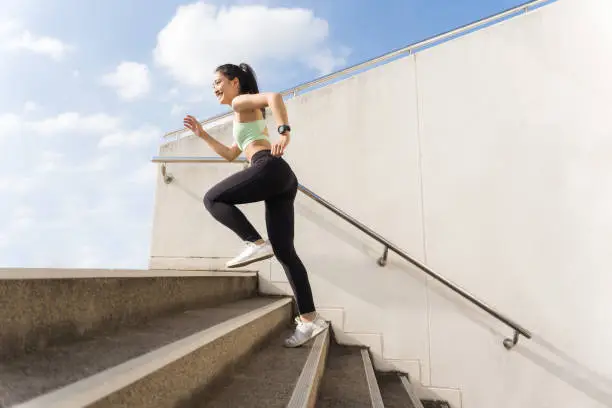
[168,177,204,203]
[429,282,612,406]
[295,196,507,324]
[294,199,429,305]
[516,336,612,407]
[294,198,384,262]
[296,187,612,407]
[163,162,612,406]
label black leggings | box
[203,149,316,315]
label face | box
[212,71,239,105]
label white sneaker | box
[284,314,329,348]
[225,241,274,268]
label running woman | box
[183,63,327,347]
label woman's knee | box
[203,189,217,212]
[271,243,295,263]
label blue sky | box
[0,0,532,269]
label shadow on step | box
[189,326,311,408]
[316,328,376,408]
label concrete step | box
[195,328,310,408]
[316,339,384,408]
[376,372,423,408]
[197,326,330,408]
[0,296,292,408]
[0,269,257,360]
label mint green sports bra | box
[233,119,269,151]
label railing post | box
[377,246,389,267]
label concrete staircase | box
[0,269,449,407]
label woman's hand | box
[183,115,204,138]
[272,134,290,157]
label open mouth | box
[215,90,223,100]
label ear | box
[231,77,240,89]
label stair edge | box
[400,375,426,408]
[12,297,292,408]
[0,268,257,279]
[361,348,385,408]
[286,328,331,408]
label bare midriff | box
[243,138,272,161]
[235,110,273,161]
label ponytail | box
[215,62,265,117]
[237,63,260,95]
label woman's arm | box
[183,115,242,161]
[231,92,289,128]
[232,93,291,157]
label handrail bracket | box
[503,330,521,350]
[377,246,389,267]
[161,164,174,184]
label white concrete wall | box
[149,0,612,406]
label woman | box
[183,63,327,348]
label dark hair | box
[215,63,265,117]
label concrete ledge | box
[0,270,258,359]
[149,256,266,272]
[0,268,257,279]
[13,298,293,408]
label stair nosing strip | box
[286,328,330,408]
[400,375,426,408]
[360,349,385,408]
[13,297,292,408]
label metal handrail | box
[162,0,553,140]
[151,155,533,349]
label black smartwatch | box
[278,124,291,135]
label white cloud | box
[81,154,116,172]
[0,106,159,268]
[0,205,36,248]
[34,151,65,173]
[128,163,158,185]
[29,112,120,135]
[74,245,104,268]
[98,124,161,148]
[0,107,160,154]
[0,20,20,37]
[0,20,73,60]
[30,150,117,175]
[7,31,72,60]
[0,113,22,140]
[102,62,151,100]
[23,101,38,113]
[0,176,37,195]
[170,104,185,116]
[153,3,348,86]
[309,46,351,76]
